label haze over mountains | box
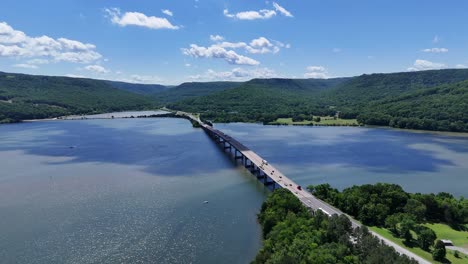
[0,69,467,132]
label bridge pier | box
[223,142,231,151]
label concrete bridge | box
[177,111,430,264]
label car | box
[262,159,268,165]
[290,183,293,186]
[297,185,302,190]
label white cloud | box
[0,21,102,63]
[224,9,276,20]
[182,44,260,65]
[422,48,448,53]
[250,37,273,48]
[189,67,278,81]
[84,65,110,74]
[161,9,173,16]
[304,66,329,79]
[120,74,162,84]
[210,34,224,42]
[433,35,439,43]
[223,2,292,20]
[407,59,447,71]
[185,63,191,67]
[272,2,293,17]
[27,58,49,64]
[455,64,467,69]
[13,63,38,69]
[182,36,287,65]
[65,74,86,78]
[105,8,179,30]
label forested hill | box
[153,81,242,103]
[0,72,157,123]
[169,69,468,132]
[323,69,468,111]
[106,80,168,95]
[167,77,349,123]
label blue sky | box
[1,0,467,85]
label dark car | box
[297,185,302,190]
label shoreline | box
[6,111,468,137]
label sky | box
[1,0,468,85]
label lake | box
[1,117,467,263]
[0,118,267,264]
[217,123,468,197]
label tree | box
[399,216,416,243]
[432,240,446,261]
[415,226,436,251]
[404,199,427,222]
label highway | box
[181,112,431,264]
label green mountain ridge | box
[170,69,468,132]
[0,72,157,123]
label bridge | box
[177,111,430,264]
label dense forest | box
[0,72,157,123]
[152,81,242,103]
[169,69,468,132]
[253,188,418,264]
[308,183,468,259]
[167,78,348,123]
[1,69,467,132]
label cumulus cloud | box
[422,48,448,53]
[65,74,86,78]
[184,36,286,65]
[304,66,329,79]
[85,65,110,74]
[272,2,293,17]
[223,9,276,20]
[182,44,260,65]
[210,34,224,42]
[27,58,49,64]
[120,74,162,84]
[161,9,173,16]
[189,67,278,81]
[223,2,292,20]
[407,59,447,71]
[0,21,102,63]
[13,63,38,69]
[105,8,179,30]
[455,64,467,69]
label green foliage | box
[253,189,417,264]
[432,240,446,261]
[415,226,436,251]
[107,80,167,95]
[169,69,468,132]
[309,183,468,228]
[168,78,348,123]
[154,81,242,103]
[0,72,157,122]
[309,183,468,256]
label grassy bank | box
[370,226,468,264]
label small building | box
[440,239,453,246]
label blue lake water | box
[0,118,267,264]
[1,118,468,263]
[217,123,468,197]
